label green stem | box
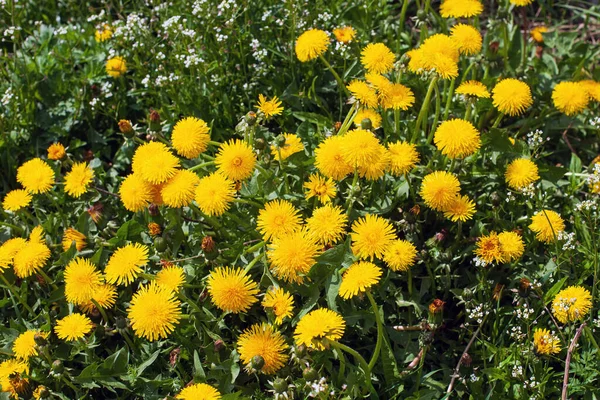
[464,98,473,122]
[328,341,378,398]
[319,54,349,96]
[0,275,34,314]
[232,198,263,208]
[502,23,510,68]
[399,0,410,33]
[121,329,135,350]
[412,76,439,143]
[442,78,456,120]
[243,255,263,274]
[244,241,265,254]
[345,167,360,217]
[337,104,359,136]
[491,112,504,129]
[188,161,215,172]
[366,291,384,371]
[37,269,58,291]
[91,299,109,322]
[208,141,222,147]
[177,292,204,315]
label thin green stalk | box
[37,269,58,291]
[412,76,439,143]
[244,241,265,254]
[399,0,410,33]
[319,54,349,96]
[232,198,263,208]
[328,341,378,398]
[336,347,347,382]
[91,299,109,322]
[502,23,510,68]
[464,98,473,122]
[188,161,215,172]
[491,112,504,129]
[337,103,359,136]
[366,291,384,371]
[177,292,204,315]
[394,109,401,138]
[345,167,360,217]
[243,255,262,274]
[121,329,135,350]
[427,83,442,144]
[0,275,34,314]
[442,78,456,120]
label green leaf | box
[292,112,331,129]
[194,350,206,379]
[136,349,160,377]
[102,347,129,375]
[544,276,568,304]
[116,220,144,241]
[380,334,400,385]
[325,269,342,312]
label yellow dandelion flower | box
[61,228,87,252]
[552,81,589,116]
[128,281,182,341]
[13,330,48,360]
[0,358,29,398]
[505,158,539,190]
[257,199,302,241]
[450,24,482,55]
[106,56,127,77]
[156,265,185,292]
[580,80,600,102]
[161,169,200,208]
[358,144,389,181]
[432,54,459,79]
[79,284,117,314]
[354,108,382,129]
[215,139,256,181]
[132,142,180,184]
[340,128,382,168]
[0,238,27,272]
[365,72,392,93]
[492,78,533,116]
[474,232,504,264]
[119,173,153,212]
[530,26,548,43]
[294,308,345,350]
[295,29,329,62]
[28,225,44,244]
[339,261,382,299]
[194,172,235,217]
[347,80,378,108]
[171,117,210,159]
[3,189,32,212]
[407,34,460,80]
[351,214,396,260]
[332,26,355,43]
[237,324,289,374]
[207,267,259,313]
[64,162,94,198]
[510,0,533,6]
[406,49,428,74]
[422,34,460,64]
[148,222,162,237]
[533,328,561,355]
[443,195,476,222]
[306,204,347,246]
[64,257,103,305]
[176,383,221,400]
[262,287,294,324]
[54,313,93,341]
[13,239,51,279]
[498,231,524,261]
[552,286,592,324]
[440,0,483,18]
[304,173,336,203]
[383,239,417,272]
[16,158,55,194]
[387,141,419,176]
[314,136,354,180]
[361,42,395,74]
[104,243,149,285]
[455,80,490,99]
[271,133,304,161]
[268,228,320,284]
[149,183,165,206]
[257,94,284,118]
[434,119,481,159]
[379,83,415,110]
[95,24,112,42]
[420,171,461,211]
[529,210,565,243]
[47,143,66,160]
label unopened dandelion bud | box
[148,203,159,216]
[149,109,160,123]
[33,386,50,399]
[273,378,288,393]
[214,339,225,352]
[115,316,128,330]
[51,360,64,373]
[428,299,445,314]
[245,111,257,125]
[118,119,134,136]
[334,121,342,132]
[250,355,265,371]
[275,134,287,147]
[255,138,266,150]
[461,353,472,367]
[360,118,372,130]
[303,367,318,381]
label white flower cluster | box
[192,0,208,16]
[307,377,329,397]
[511,363,523,378]
[472,256,489,267]
[526,129,549,148]
[575,199,598,214]
[510,325,526,342]
[175,49,203,68]
[3,26,22,41]
[524,377,538,389]
[586,163,600,189]
[557,231,576,251]
[518,183,536,198]
[87,10,106,23]
[466,304,488,324]
[1,87,14,107]
[112,13,149,48]
[590,116,600,127]
[514,304,535,321]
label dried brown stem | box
[447,321,485,394]
[562,323,586,400]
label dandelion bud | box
[245,111,257,125]
[149,109,160,123]
[169,347,181,367]
[435,229,447,242]
[202,236,218,260]
[148,222,162,237]
[428,299,445,314]
[118,119,134,136]
[250,355,265,371]
[214,339,225,352]
[34,333,48,347]
[303,367,318,381]
[199,290,209,302]
[461,353,472,367]
[254,138,266,150]
[272,378,288,393]
[535,46,543,59]
[154,236,168,252]
[360,118,372,130]
[296,344,307,357]
[275,134,287,147]
[115,316,128,330]
[51,360,64,374]
[33,386,50,399]
[334,121,342,132]
[148,203,159,216]
[519,278,531,297]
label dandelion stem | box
[91,299,110,322]
[562,323,586,400]
[399,0,410,33]
[0,275,34,315]
[244,241,265,254]
[412,76,438,144]
[337,103,359,137]
[319,54,349,96]
[233,198,263,208]
[366,291,384,372]
[178,292,204,315]
[328,341,378,398]
[491,112,504,129]
[208,141,221,147]
[243,254,263,274]
[37,269,58,291]
[442,78,456,120]
[188,161,215,172]
[121,329,136,350]
[345,167,360,217]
